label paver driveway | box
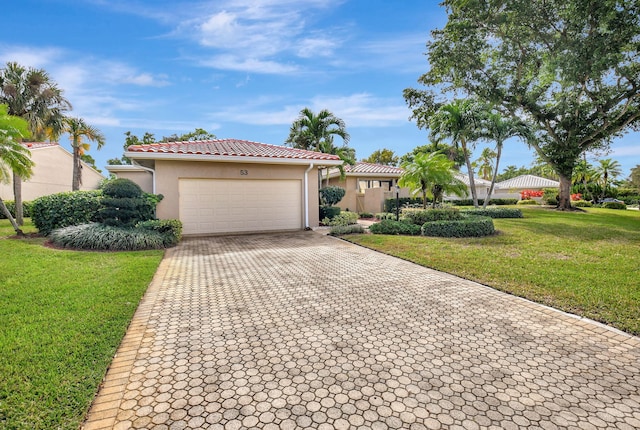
[84,232,640,430]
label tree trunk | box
[13,171,23,225]
[483,143,502,209]
[72,146,81,191]
[0,197,24,236]
[462,140,479,207]
[558,173,573,210]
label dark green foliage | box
[319,186,346,206]
[403,208,462,225]
[446,198,518,206]
[369,220,422,236]
[136,219,182,247]
[384,197,425,213]
[573,200,593,207]
[461,208,523,218]
[31,191,102,235]
[319,205,341,220]
[359,212,374,219]
[602,202,627,210]
[329,224,365,236]
[542,188,559,205]
[50,223,169,250]
[517,199,539,205]
[421,215,495,238]
[0,200,32,219]
[98,179,154,227]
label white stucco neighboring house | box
[494,174,560,200]
[0,142,105,201]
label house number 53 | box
[240,169,248,175]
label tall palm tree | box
[572,158,597,202]
[596,158,622,200]
[318,140,356,186]
[0,104,33,235]
[474,148,496,180]
[481,113,529,208]
[285,108,350,151]
[429,99,484,207]
[0,62,71,224]
[63,117,105,191]
[399,152,467,209]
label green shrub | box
[369,220,422,235]
[603,201,627,210]
[359,212,374,219]
[0,200,33,219]
[329,224,365,236]
[542,188,559,205]
[483,198,519,205]
[49,223,169,251]
[32,191,103,235]
[375,212,395,220]
[446,198,517,206]
[402,208,463,225]
[517,199,539,205]
[421,215,495,238]
[136,219,182,247]
[572,200,593,207]
[461,208,523,218]
[319,206,341,221]
[319,186,346,206]
[322,211,359,226]
[384,197,425,213]
[98,179,154,227]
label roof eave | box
[124,151,344,166]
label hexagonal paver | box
[82,232,640,429]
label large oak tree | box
[406,0,640,209]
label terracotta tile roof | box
[127,139,341,161]
[496,174,560,189]
[22,142,59,149]
[344,162,404,175]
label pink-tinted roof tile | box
[344,162,404,175]
[127,139,342,161]
[22,142,59,149]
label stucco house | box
[106,139,343,236]
[494,174,560,200]
[0,142,105,201]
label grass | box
[346,207,640,335]
[0,219,163,430]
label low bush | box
[375,212,395,220]
[319,206,341,221]
[384,197,425,213]
[461,208,523,218]
[49,223,169,251]
[136,219,182,247]
[603,201,627,210]
[329,224,365,236]
[322,211,359,226]
[369,220,422,236]
[0,200,33,219]
[403,208,463,225]
[573,200,593,208]
[446,198,519,206]
[358,212,374,219]
[421,215,495,238]
[542,188,559,205]
[517,199,539,206]
[31,191,102,235]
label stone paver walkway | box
[83,232,640,429]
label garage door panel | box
[179,179,302,235]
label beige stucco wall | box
[327,176,411,213]
[153,160,321,227]
[111,170,154,194]
[0,146,104,201]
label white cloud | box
[611,145,640,157]
[199,55,299,74]
[0,45,63,69]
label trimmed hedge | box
[322,211,359,226]
[319,206,341,220]
[573,200,593,207]
[446,198,518,206]
[329,224,365,236]
[319,186,346,206]
[0,200,33,219]
[517,199,539,205]
[402,208,462,225]
[32,191,103,235]
[136,219,182,247]
[384,197,425,213]
[98,179,153,228]
[369,220,422,236]
[421,215,495,238]
[602,201,627,210]
[49,223,170,251]
[358,212,374,219]
[375,212,396,220]
[461,208,523,218]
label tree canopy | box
[407,0,640,209]
[362,148,399,166]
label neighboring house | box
[106,139,342,236]
[0,142,105,202]
[494,174,560,200]
[326,162,411,213]
[443,173,493,201]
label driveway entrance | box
[84,232,640,429]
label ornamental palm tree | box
[572,158,598,202]
[0,62,71,224]
[474,147,496,180]
[399,152,467,209]
[0,104,33,235]
[285,108,350,151]
[480,113,529,208]
[63,117,105,191]
[318,140,356,186]
[596,158,622,200]
[429,99,484,207]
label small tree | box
[98,179,153,228]
[319,186,346,207]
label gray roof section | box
[496,174,560,189]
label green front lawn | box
[0,219,163,429]
[346,207,640,335]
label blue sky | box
[2,0,639,178]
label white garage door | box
[179,179,303,235]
